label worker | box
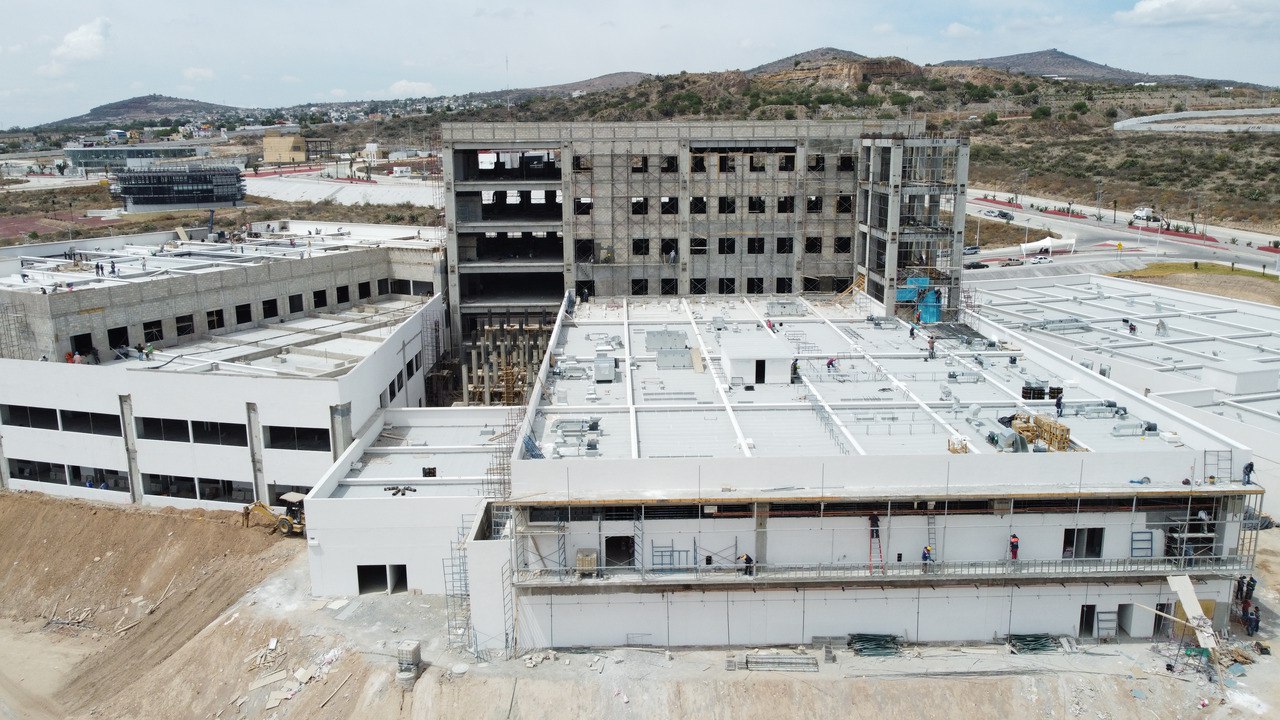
[790,358,799,381]
[909,326,916,340]
[1245,575,1257,600]
[738,553,755,577]
[1243,461,1255,485]
[1009,534,1020,560]
[826,357,836,372]
[1236,575,1247,600]
[921,545,934,573]
[1055,394,1065,418]
[927,337,936,360]
[1128,323,1137,335]
[144,343,155,360]
[869,514,880,539]
[1247,607,1260,637]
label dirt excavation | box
[1,489,1277,720]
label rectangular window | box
[264,425,332,452]
[835,236,853,254]
[108,326,129,349]
[336,285,351,304]
[136,416,190,442]
[660,238,678,259]
[779,154,795,171]
[631,197,649,215]
[837,195,854,214]
[689,196,707,214]
[690,278,708,295]
[838,154,855,171]
[718,278,736,294]
[377,278,390,295]
[142,473,197,499]
[776,237,794,254]
[1063,528,1105,559]
[396,371,404,391]
[572,155,591,172]
[191,421,248,447]
[691,154,706,173]
[660,196,678,215]
[777,196,795,214]
[357,281,371,299]
[747,196,765,214]
[749,154,766,172]
[59,410,121,437]
[313,289,327,308]
[206,309,225,331]
[235,303,253,325]
[807,154,825,171]
[575,280,595,299]
[8,458,66,485]
[387,379,398,402]
[803,277,821,292]
[718,237,736,254]
[289,294,303,313]
[718,197,736,214]
[690,237,708,255]
[660,278,678,296]
[175,314,195,336]
[747,237,765,255]
[630,155,649,173]
[631,279,649,296]
[660,155,678,173]
[806,195,823,213]
[834,277,852,293]
[575,238,595,262]
[632,238,650,256]
[390,279,411,295]
[262,298,279,319]
[143,320,164,342]
[776,277,793,293]
[746,277,764,294]
[69,466,128,492]
[1,404,59,430]
[406,359,416,379]
[196,477,254,503]
[805,237,823,254]
[718,154,735,173]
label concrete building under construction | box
[441,122,968,349]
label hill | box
[747,47,868,75]
[938,48,1261,88]
[456,70,653,104]
[42,94,246,128]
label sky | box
[0,0,1276,128]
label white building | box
[304,289,1262,653]
[0,222,449,509]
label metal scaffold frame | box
[442,514,476,653]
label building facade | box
[441,122,968,346]
[111,166,246,211]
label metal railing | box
[513,554,1253,587]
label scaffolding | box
[462,316,550,405]
[0,305,39,360]
[442,515,475,653]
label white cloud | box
[386,79,436,97]
[1115,0,1276,26]
[52,18,109,61]
[183,67,215,81]
[942,22,977,38]
[280,74,302,83]
[330,88,348,98]
[36,61,65,77]
[872,23,894,34]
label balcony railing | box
[513,554,1253,588]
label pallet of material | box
[743,653,819,672]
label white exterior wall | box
[507,579,1230,650]
[468,536,511,650]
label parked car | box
[963,246,980,255]
[996,210,1015,221]
[1132,207,1161,222]
[963,261,989,270]
[981,209,1000,218]
[1000,258,1025,267]
[1031,255,1053,264]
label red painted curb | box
[971,197,1024,209]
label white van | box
[1132,207,1160,222]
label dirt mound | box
[0,490,299,714]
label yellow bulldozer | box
[242,492,307,535]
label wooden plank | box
[247,670,289,692]
[1166,574,1217,650]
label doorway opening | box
[604,536,635,567]
[1079,604,1096,638]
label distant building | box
[110,166,245,212]
[64,143,208,170]
[263,131,334,164]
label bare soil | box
[1112,264,1280,306]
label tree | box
[981,112,999,127]
[55,161,68,176]
[1071,101,1089,114]
[1031,106,1052,120]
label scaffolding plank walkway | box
[744,654,819,672]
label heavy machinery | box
[243,492,307,535]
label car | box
[996,210,1015,221]
[1000,258,1025,267]
[963,246,980,255]
[1031,255,1053,264]
[1132,207,1161,222]
[963,261,989,270]
[981,209,1000,218]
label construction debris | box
[847,633,901,656]
[743,653,819,672]
[1008,634,1060,654]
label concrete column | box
[246,402,268,503]
[0,423,9,490]
[118,393,143,504]
[754,502,769,566]
[329,402,353,461]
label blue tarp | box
[920,289,941,324]
[895,277,931,302]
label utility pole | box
[1094,180,1103,223]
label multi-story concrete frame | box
[442,122,967,346]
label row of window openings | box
[617,237,852,256]
[1,405,330,451]
[7,459,299,505]
[576,154,853,173]
[575,195,853,216]
[385,351,425,404]
[584,277,856,297]
[114,280,387,345]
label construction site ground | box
[0,488,1276,719]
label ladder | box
[868,516,884,573]
[1095,611,1118,642]
[926,514,938,552]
